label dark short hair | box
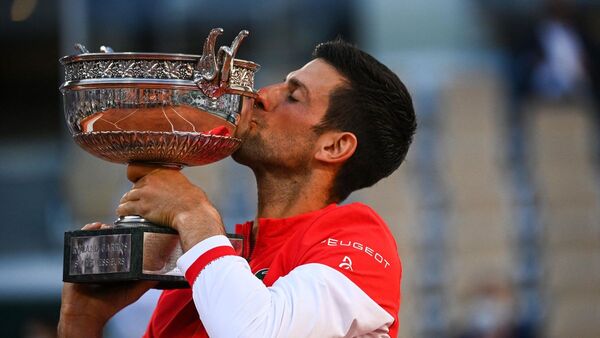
[312,39,417,202]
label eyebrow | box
[285,74,310,101]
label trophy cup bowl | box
[60,29,258,288]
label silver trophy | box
[60,28,259,288]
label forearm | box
[58,279,155,338]
[57,312,105,338]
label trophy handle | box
[195,29,251,98]
[196,27,224,82]
[218,30,249,85]
[100,45,114,53]
[74,43,89,54]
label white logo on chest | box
[322,238,391,269]
[338,256,353,271]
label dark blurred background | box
[1,0,600,337]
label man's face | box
[233,59,346,174]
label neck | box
[254,168,332,219]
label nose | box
[254,83,282,112]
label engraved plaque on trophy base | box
[63,225,243,289]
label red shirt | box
[145,203,401,337]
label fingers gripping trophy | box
[59,28,259,288]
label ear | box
[314,131,357,165]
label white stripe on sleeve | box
[177,234,233,273]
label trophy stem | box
[132,162,184,170]
[115,215,156,228]
[115,162,183,229]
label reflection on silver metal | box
[62,87,243,135]
[69,234,132,275]
[142,232,183,276]
[115,215,151,227]
[100,45,113,53]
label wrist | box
[173,209,225,252]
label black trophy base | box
[64,225,243,289]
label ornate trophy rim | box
[60,28,260,99]
[60,56,258,98]
[60,52,258,68]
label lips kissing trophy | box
[60,28,259,288]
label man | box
[58,39,416,337]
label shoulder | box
[289,202,402,321]
[303,202,395,244]
[294,202,400,274]
[319,201,382,219]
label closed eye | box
[284,75,309,103]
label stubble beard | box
[231,131,270,169]
[232,129,316,177]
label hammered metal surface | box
[74,131,241,166]
[62,88,242,135]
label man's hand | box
[117,164,226,251]
[58,222,157,338]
